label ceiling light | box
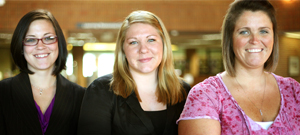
[285,32,300,39]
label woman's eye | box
[44,36,55,41]
[129,41,138,45]
[260,30,269,34]
[25,38,36,42]
[148,39,155,42]
[239,30,249,35]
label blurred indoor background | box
[0,0,299,87]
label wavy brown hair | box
[222,0,279,77]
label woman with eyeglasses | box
[0,9,85,135]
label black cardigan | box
[78,74,191,135]
[0,72,85,135]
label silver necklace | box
[235,74,266,121]
[31,81,56,96]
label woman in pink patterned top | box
[177,0,300,134]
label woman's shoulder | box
[86,74,114,95]
[194,75,222,88]
[93,74,112,83]
[181,80,192,93]
[83,74,116,105]
[188,74,224,96]
[89,74,112,89]
[0,73,25,90]
[0,77,13,96]
[272,73,297,82]
[272,73,300,90]
[0,77,13,85]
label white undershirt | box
[255,121,274,130]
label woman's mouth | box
[139,58,152,63]
[34,53,50,58]
[246,49,263,53]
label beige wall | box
[0,1,300,32]
[275,36,300,81]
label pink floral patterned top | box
[177,73,300,135]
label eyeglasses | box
[23,36,58,46]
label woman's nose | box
[36,40,47,49]
[249,34,260,45]
[139,42,149,53]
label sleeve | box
[291,78,300,96]
[177,79,221,123]
[0,81,7,134]
[77,77,114,135]
[72,83,86,134]
[290,78,300,109]
[0,100,5,135]
[0,96,5,134]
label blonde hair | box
[110,10,186,105]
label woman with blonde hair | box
[78,10,190,135]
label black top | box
[0,72,85,135]
[77,74,191,135]
[145,110,167,135]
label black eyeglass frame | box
[23,36,58,46]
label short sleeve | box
[289,78,300,110]
[291,78,300,100]
[177,77,221,123]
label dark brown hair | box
[10,9,68,75]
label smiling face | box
[123,23,163,75]
[23,19,59,72]
[233,11,273,70]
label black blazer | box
[0,72,85,135]
[77,74,191,135]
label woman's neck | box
[233,61,266,79]
[230,66,267,91]
[28,71,57,87]
[130,69,158,94]
[235,68,265,80]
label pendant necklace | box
[235,74,266,121]
[31,81,56,96]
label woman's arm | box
[77,75,114,135]
[178,119,221,135]
[0,81,7,134]
[177,77,222,135]
[0,98,6,135]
